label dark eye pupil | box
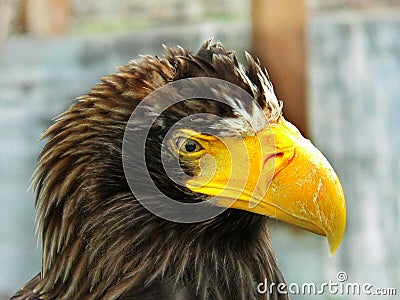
[185,141,197,152]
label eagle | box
[12,39,346,300]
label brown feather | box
[12,39,287,300]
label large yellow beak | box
[185,117,346,255]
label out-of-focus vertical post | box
[24,0,71,37]
[252,0,308,136]
[0,1,14,46]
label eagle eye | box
[176,138,202,154]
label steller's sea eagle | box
[12,39,346,300]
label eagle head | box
[13,39,346,300]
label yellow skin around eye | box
[175,117,346,255]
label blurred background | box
[0,0,399,299]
